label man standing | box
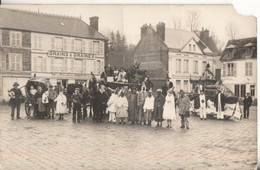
[128,87,138,124]
[72,88,83,123]
[95,83,108,123]
[199,91,207,120]
[143,89,155,126]
[9,82,22,120]
[137,86,147,125]
[178,90,190,129]
[244,92,252,119]
[153,89,165,127]
[48,85,57,119]
[143,76,153,92]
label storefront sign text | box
[48,50,95,59]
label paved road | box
[0,104,257,170]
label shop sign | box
[48,50,95,59]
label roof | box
[151,26,213,54]
[220,37,257,61]
[0,8,108,40]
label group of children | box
[106,85,178,128]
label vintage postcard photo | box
[0,4,257,170]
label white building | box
[220,37,257,99]
[0,8,108,102]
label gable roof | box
[0,8,108,40]
[180,37,204,54]
[151,26,213,55]
[220,37,257,61]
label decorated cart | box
[190,64,242,120]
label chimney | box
[156,22,165,41]
[200,27,209,41]
[90,16,99,31]
[140,24,148,39]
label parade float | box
[189,64,242,120]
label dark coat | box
[214,92,225,112]
[9,88,22,105]
[244,96,252,108]
[96,90,109,109]
[153,94,165,119]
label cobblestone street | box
[0,104,257,170]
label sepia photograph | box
[0,4,257,170]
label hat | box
[148,89,153,93]
[49,85,53,88]
[13,82,19,86]
[157,89,162,92]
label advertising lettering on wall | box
[48,50,95,59]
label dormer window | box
[193,45,196,51]
[189,44,191,51]
[228,49,234,58]
[246,47,252,56]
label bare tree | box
[100,28,112,39]
[185,10,200,31]
[173,16,182,30]
[225,21,239,40]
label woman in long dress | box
[163,89,176,128]
[54,90,67,120]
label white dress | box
[163,94,176,120]
[54,94,67,114]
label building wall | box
[31,32,105,85]
[134,27,168,80]
[168,52,217,93]
[221,58,257,99]
[0,29,31,102]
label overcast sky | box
[3,5,257,46]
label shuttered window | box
[100,41,104,54]
[9,53,22,71]
[50,58,55,72]
[83,60,87,73]
[245,62,253,76]
[1,54,6,70]
[43,57,47,72]
[63,38,67,51]
[71,59,74,73]
[51,37,55,49]
[71,39,75,52]
[64,58,68,73]
[89,41,93,53]
[82,40,86,53]
[10,32,22,47]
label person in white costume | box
[107,88,120,123]
[143,89,155,126]
[163,88,176,128]
[199,91,207,120]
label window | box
[89,41,93,53]
[176,59,181,73]
[10,31,21,47]
[241,84,246,97]
[9,53,22,71]
[189,44,191,51]
[183,60,189,73]
[228,49,234,58]
[83,60,87,73]
[1,54,6,70]
[235,84,239,97]
[202,61,207,73]
[74,59,82,73]
[37,57,42,72]
[33,35,42,49]
[193,45,196,51]
[64,58,68,72]
[71,39,75,52]
[183,80,188,92]
[193,60,198,73]
[227,63,236,76]
[93,41,99,54]
[250,85,255,97]
[245,62,253,76]
[222,64,226,77]
[55,38,63,50]
[100,41,104,54]
[50,58,54,72]
[68,59,74,73]
[82,40,86,53]
[176,80,181,93]
[55,58,63,72]
[63,38,67,51]
[75,40,82,52]
[246,47,252,56]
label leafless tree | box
[225,21,239,40]
[100,28,112,39]
[185,10,201,31]
[173,16,182,30]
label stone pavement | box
[0,104,257,170]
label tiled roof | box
[220,37,257,61]
[0,8,108,40]
[152,26,213,54]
